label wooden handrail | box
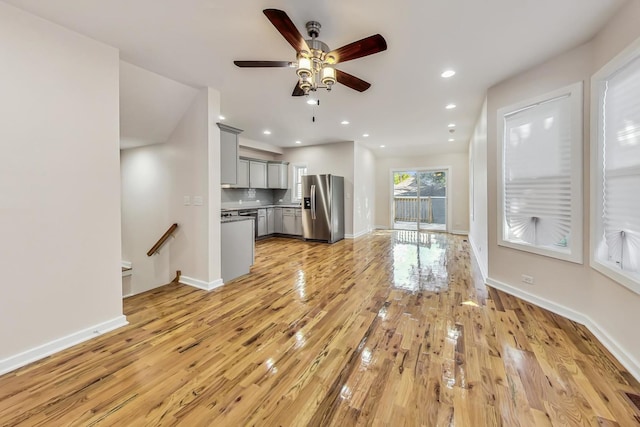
[147,223,179,256]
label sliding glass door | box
[392,169,447,231]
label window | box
[292,165,307,202]
[591,40,640,293]
[497,82,583,263]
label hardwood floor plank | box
[0,231,639,426]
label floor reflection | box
[392,230,449,292]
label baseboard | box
[0,315,128,376]
[374,225,389,230]
[468,235,488,282]
[345,229,369,239]
[582,318,640,383]
[486,277,640,382]
[450,229,469,236]
[179,275,224,292]
[486,277,585,323]
[121,260,132,269]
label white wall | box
[374,152,469,233]
[120,145,171,296]
[282,142,355,236]
[207,88,222,287]
[167,88,222,288]
[484,0,640,378]
[119,63,203,296]
[0,3,125,369]
[119,61,198,149]
[468,99,488,279]
[239,137,283,156]
[353,142,376,237]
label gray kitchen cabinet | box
[274,208,283,233]
[236,158,249,188]
[267,208,275,234]
[294,208,303,236]
[249,160,268,189]
[282,208,296,235]
[217,123,242,185]
[257,208,267,237]
[221,219,254,282]
[267,161,289,189]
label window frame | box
[291,164,307,203]
[590,37,640,294]
[497,82,584,263]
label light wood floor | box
[1,231,640,426]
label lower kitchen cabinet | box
[274,208,283,233]
[267,208,275,234]
[282,208,302,236]
[282,209,296,235]
[295,208,302,236]
[257,209,267,237]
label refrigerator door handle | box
[311,184,316,220]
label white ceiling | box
[5,0,628,156]
[119,61,198,149]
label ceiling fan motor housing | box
[306,20,321,38]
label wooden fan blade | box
[326,34,387,64]
[263,9,310,54]
[292,82,305,96]
[336,69,371,92]
[234,61,293,68]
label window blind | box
[294,166,307,201]
[503,95,573,251]
[597,56,640,275]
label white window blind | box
[498,82,582,262]
[594,55,640,284]
[293,165,307,201]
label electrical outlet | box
[522,274,534,284]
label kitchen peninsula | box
[220,215,254,282]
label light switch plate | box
[193,196,204,206]
[183,196,191,206]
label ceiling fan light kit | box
[234,9,387,97]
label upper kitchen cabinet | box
[217,123,243,185]
[236,158,249,188]
[249,159,267,189]
[267,161,289,189]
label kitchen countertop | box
[221,216,255,223]
[221,204,301,212]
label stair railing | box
[147,223,179,256]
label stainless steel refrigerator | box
[302,174,345,243]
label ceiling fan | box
[234,9,387,96]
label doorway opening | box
[392,169,448,232]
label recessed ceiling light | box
[295,140,301,144]
[441,70,456,78]
[448,138,455,142]
[341,120,350,125]
[363,133,369,137]
[380,145,385,148]
[306,99,317,105]
[263,130,271,135]
[446,104,457,110]
[448,123,456,128]
[218,115,226,120]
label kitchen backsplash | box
[222,188,292,208]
